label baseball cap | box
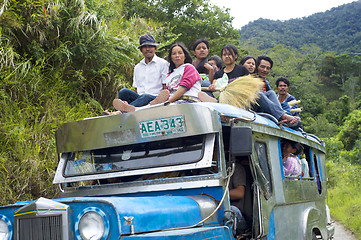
[138,34,159,49]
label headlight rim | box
[0,215,12,240]
[75,207,110,240]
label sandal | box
[287,116,302,129]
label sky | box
[209,0,357,29]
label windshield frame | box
[53,134,216,184]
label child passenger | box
[113,42,201,112]
[281,140,303,177]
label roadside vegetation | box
[0,0,360,237]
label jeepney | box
[0,102,334,239]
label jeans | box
[118,88,156,107]
[201,80,214,97]
[253,90,285,120]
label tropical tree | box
[122,0,238,49]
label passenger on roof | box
[192,39,217,97]
[197,45,249,101]
[208,55,222,72]
[276,76,300,117]
[113,42,202,112]
[103,34,169,115]
[208,45,249,91]
[252,55,301,128]
[199,54,301,129]
[239,55,256,74]
[192,39,216,82]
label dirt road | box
[334,221,359,240]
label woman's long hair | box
[168,42,193,73]
[193,39,210,74]
[239,55,256,66]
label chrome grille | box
[18,215,62,240]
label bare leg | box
[198,91,217,103]
[113,99,136,112]
[149,89,170,105]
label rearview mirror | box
[230,126,252,156]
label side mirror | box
[230,126,252,157]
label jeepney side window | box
[303,146,315,180]
[254,141,273,197]
[313,151,323,194]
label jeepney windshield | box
[63,134,205,176]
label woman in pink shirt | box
[113,42,201,112]
[282,140,303,178]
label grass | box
[327,160,361,239]
[0,77,100,205]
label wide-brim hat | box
[138,34,159,49]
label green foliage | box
[303,115,338,139]
[239,1,361,54]
[336,110,361,151]
[1,2,361,238]
[327,160,361,238]
[324,95,351,125]
[122,0,238,49]
[1,0,140,108]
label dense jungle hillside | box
[0,0,361,237]
[239,0,361,54]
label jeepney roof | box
[55,102,324,154]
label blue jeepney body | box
[0,102,334,240]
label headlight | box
[0,215,12,240]
[75,207,109,240]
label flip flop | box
[149,89,170,105]
[287,116,302,128]
[113,99,136,112]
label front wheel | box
[312,231,322,240]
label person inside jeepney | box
[113,42,202,112]
[103,34,169,115]
[229,160,250,235]
[252,55,301,128]
[281,140,303,178]
[239,55,256,74]
[276,76,300,117]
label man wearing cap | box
[118,34,169,107]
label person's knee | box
[118,88,133,98]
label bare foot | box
[113,99,136,112]
[198,91,217,103]
[103,110,122,115]
[279,114,301,127]
[149,89,170,105]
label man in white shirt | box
[118,34,169,106]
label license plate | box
[139,115,186,138]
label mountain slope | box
[238,0,361,53]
